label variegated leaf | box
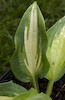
[46,16,65,82]
[11,2,49,83]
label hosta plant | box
[11,1,49,92]
[0,1,65,100]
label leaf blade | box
[29,92,52,100]
[0,81,27,97]
[11,1,49,83]
[12,88,38,100]
[46,16,65,82]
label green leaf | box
[38,54,49,79]
[0,96,13,100]
[46,16,65,82]
[12,88,38,100]
[30,92,52,100]
[11,1,49,83]
[0,81,27,97]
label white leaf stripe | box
[24,4,41,76]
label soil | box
[0,70,65,100]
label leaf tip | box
[33,1,37,4]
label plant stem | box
[46,79,53,96]
[31,75,39,92]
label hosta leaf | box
[0,81,27,97]
[0,96,13,100]
[30,93,52,100]
[11,1,49,83]
[12,88,38,100]
[46,16,65,82]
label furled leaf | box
[30,92,52,100]
[46,16,65,82]
[0,81,27,97]
[12,88,38,100]
[11,1,49,83]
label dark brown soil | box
[0,70,65,100]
